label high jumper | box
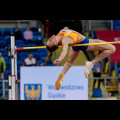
[41,27,116,90]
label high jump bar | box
[16,41,120,51]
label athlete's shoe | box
[85,61,94,78]
[55,73,64,90]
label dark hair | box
[41,45,58,66]
[28,53,33,56]
[15,27,19,31]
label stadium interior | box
[0,20,120,100]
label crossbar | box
[15,41,120,51]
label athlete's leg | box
[87,39,116,66]
[85,39,116,78]
[61,47,80,75]
[55,47,80,90]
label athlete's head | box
[41,35,59,66]
[46,35,58,48]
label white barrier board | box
[20,66,88,100]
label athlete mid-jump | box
[41,27,116,90]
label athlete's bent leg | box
[55,48,80,90]
[87,39,116,66]
[85,39,116,78]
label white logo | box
[114,37,120,41]
[60,29,73,35]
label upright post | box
[104,78,107,97]
[82,20,85,34]
[8,75,16,100]
[115,61,117,77]
[108,56,111,76]
[8,34,16,100]
[111,20,113,30]
[15,48,18,100]
[11,34,15,75]
[88,20,91,31]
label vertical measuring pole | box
[8,75,16,100]
[15,48,18,100]
[8,34,16,100]
[11,34,15,75]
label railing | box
[82,20,113,33]
[0,80,20,100]
[88,20,113,31]
[89,77,119,99]
[0,77,119,100]
[0,20,38,28]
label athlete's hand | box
[54,59,61,66]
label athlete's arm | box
[59,41,69,61]
[54,41,69,66]
[54,37,74,66]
